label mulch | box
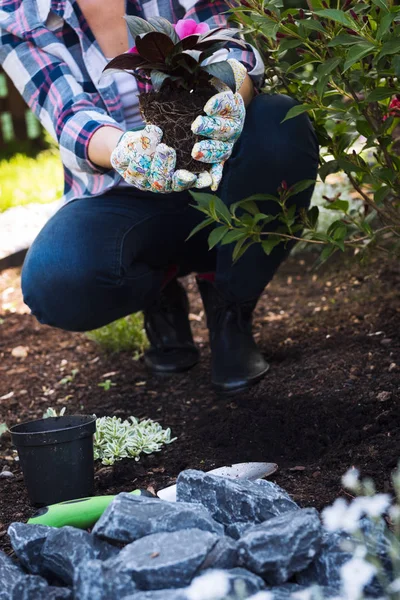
[1,251,399,554]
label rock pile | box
[0,470,389,599]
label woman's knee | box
[21,246,99,331]
[245,93,318,154]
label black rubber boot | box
[197,277,269,393]
[144,278,199,373]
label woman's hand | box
[190,59,250,191]
[111,125,201,193]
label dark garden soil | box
[1,251,399,555]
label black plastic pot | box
[10,415,96,506]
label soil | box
[1,251,399,555]
[139,87,213,172]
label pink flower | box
[128,46,139,54]
[383,96,400,121]
[174,19,210,39]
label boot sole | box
[212,363,270,395]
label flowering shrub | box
[191,0,400,262]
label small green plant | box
[94,416,176,465]
[86,314,148,356]
[43,407,66,418]
[98,379,116,391]
[0,423,7,437]
[59,369,79,385]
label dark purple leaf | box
[135,32,175,62]
[103,54,148,72]
[180,35,201,50]
[170,52,199,73]
[151,70,171,91]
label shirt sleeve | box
[0,29,123,175]
[182,0,265,88]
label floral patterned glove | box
[191,59,247,190]
[111,124,199,193]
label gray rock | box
[297,522,388,597]
[200,536,238,570]
[106,528,218,590]
[73,559,136,600]
[11,576,72,600]
[176,471,299,526]
[296,531,350,590]
[122,592,187,600]
[238,508,322,584]
[92,492,224,543]
[0,551,25,599]
[200,567,266,596]
[265,583,337,599]
[41,527,117,585]
[226,522,252,540]
[8,523,52,575]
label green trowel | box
[27,462,277,529]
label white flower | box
[342,468,360,491]
[388,578,400,593]
[353,494,391,518]
[247,593,274,600]
[340,554,376,600]
[389,504,400,521]
[186,570,230,600]
[322,498,362,533]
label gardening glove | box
[191,59,247,191]
[111,125,198,194]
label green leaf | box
[281,104,315,123]
[379,39,400,59]
[306,206,319,229]
[147,17,180,44]
[186,217,214,240]
[355,118,372,138]
[213,195,233,224]
[343,42,376,72]
[208,226,229,249]
[328,33,364,47]
[299,20,326,34]
[220,229,248,245]
[257,17,280,40]
[124,16,156,39]
[371,0,390,12]
[393,55,400,78]
[314,9,355,28]
[262,236,282,255]
[320,244,337,262]
[376,13,395,41]
[288,179,316,197]
[325,199,349,212]
[319,160,339,182]
[337,158,366,173]
[366,87,396,102]
[374,185,390,203]
[317,57,342,78]
[189,191,218,210]
[279,38,303,52]
[202,61,236,92]
[232,237,253,262]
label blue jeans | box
[22,94,319,332]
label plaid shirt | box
[0,0,263,203]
